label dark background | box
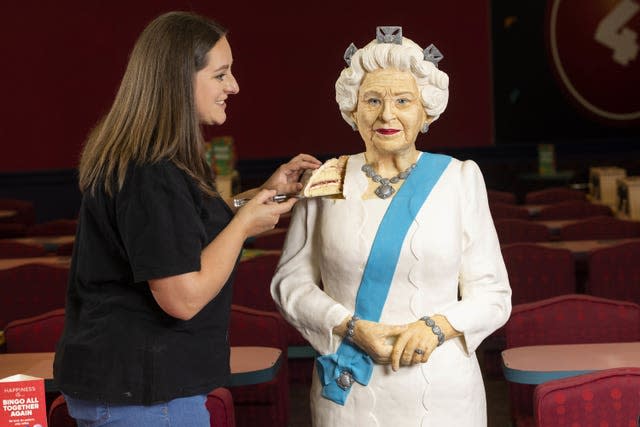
[1,0,638,221]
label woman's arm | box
[149,189,295,320]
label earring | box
[351,122,358,131]
[420,122,429,134]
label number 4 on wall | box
[594,0,639,66]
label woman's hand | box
[231,189,296,238]
[261,153,322,195]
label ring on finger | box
[414,348,424,355]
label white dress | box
[271,152,511,427]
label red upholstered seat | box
[48,395,76,427]
[558,216,640,241]
[488,189,517,205]
[229,305,289,427]
[501,243,576,305]
[0,240,48,258]
[27,219,78,237]
[536,200,612,220]
[4,308,65,353]
[207,387,237,427]
[490,202,530,220]
[55,241,75,256]
[0,263,69,329]
[504,294,640,426]
[534,367,640,427]
[0,223,28,238]
[524,187,586,204]
[586,240,640,304]
[0,198,35,226]
[495,219,551,244]
[233,253,280,312]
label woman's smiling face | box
[351,68,427,156]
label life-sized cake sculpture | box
[300,155,348,197]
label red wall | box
[0,1,493,172]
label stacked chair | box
[489,203,530,220]
[504,294,640,426]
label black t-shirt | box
[53,160,237,404]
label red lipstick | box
[376,128,400,135]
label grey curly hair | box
[335,37,449,129]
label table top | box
[0,256,71,270]
[3,235,75,252]
[0,210,18,220]
[502,342,640,384]
[0,346,282,389]
[535,238,640,258]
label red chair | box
[494,219,551,244]
[27,219,78,237]
[0,263,69,329]
[524,187,586,205]
[4,308,65,353]
[536,200,612,220]
[490,203,530,220]
[0,240,48,258]
[501,243,576,305]
[229,305,289,427]
[207,387,237,427]
[483,244,575,378]
[558,216,640,241]
[0,198,35,226]
[232,253,280,312]
[56,241,75,256]
[48,395,76,427]
[488,189,517,205]
[504,294,640,426]
[245,228,287,250]
[0,223,28,238]
[586,241,640,304]
[534,367,640,427]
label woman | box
[271,27,511,426]
[53,11,320,427]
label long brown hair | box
[79,11,226,196]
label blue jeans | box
[63,393,209,427]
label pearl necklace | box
[361,162,417,199]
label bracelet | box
[345,315,359,341]
[421,316,445,346]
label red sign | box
[546,0,640,125]
[0,375,47,427]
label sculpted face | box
[351,68,427,156]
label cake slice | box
[300,155,348,197]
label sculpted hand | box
[390,320,439,372]
[348,319,408,364]
[262,153,322,195]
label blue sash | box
[315,152,451,405]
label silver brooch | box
[376,26,402,45]
[423,44,444,67]
[336,370,355,390]
[344,43,358,66]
